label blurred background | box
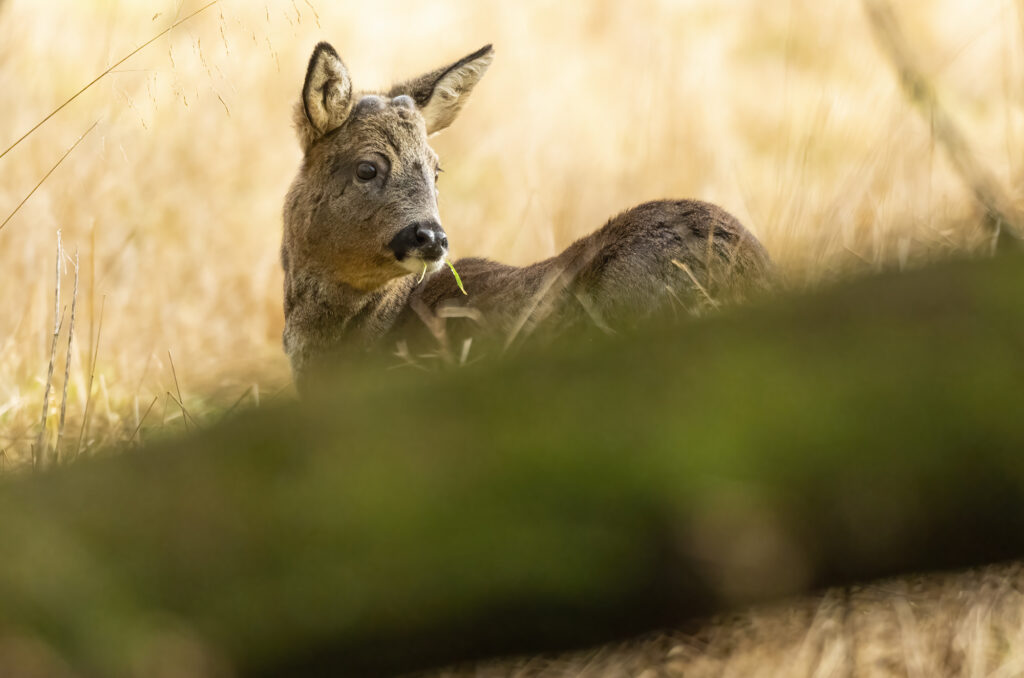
[0,0,1020,467]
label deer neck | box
[285,267,416,351]
[332,275,416,343]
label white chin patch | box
[399,256,446,276]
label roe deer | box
[282,42,772,388]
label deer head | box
[284,42,494,291]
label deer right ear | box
[388,44,494,135]
[297,42,353,148]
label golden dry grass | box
[434,564,1024,678]
[0,0,1021,466]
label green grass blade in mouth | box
[417,261,428,284]
[446,260,468,295]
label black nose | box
[389,220,448,262]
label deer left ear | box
[302,42,353,138]
[389,44,494,135]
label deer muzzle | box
[389,220,448,263]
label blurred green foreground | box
[1,254,1023,678]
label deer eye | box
[356,162,377,181]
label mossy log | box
[1,255,1023,677]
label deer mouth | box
[398,255,446,276]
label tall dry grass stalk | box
[55,247,78,463]
[0,0,1022,466]
[33,231,64,469]
[864,0,1024,247]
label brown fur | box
[282,43,773,389]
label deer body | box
[282,43,772,387]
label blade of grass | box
[75,295,105,459]
[220,385,256,422]
[166,392,201,431]
[35,232,64,470]
[446,260,468,295]
[56,249,79,464]
[504,265,567,351]
[672,259,719,308]
[127,396,159,446]
[0,122,98,234]
[167,351,190,433]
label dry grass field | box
[1,0,1020,467]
